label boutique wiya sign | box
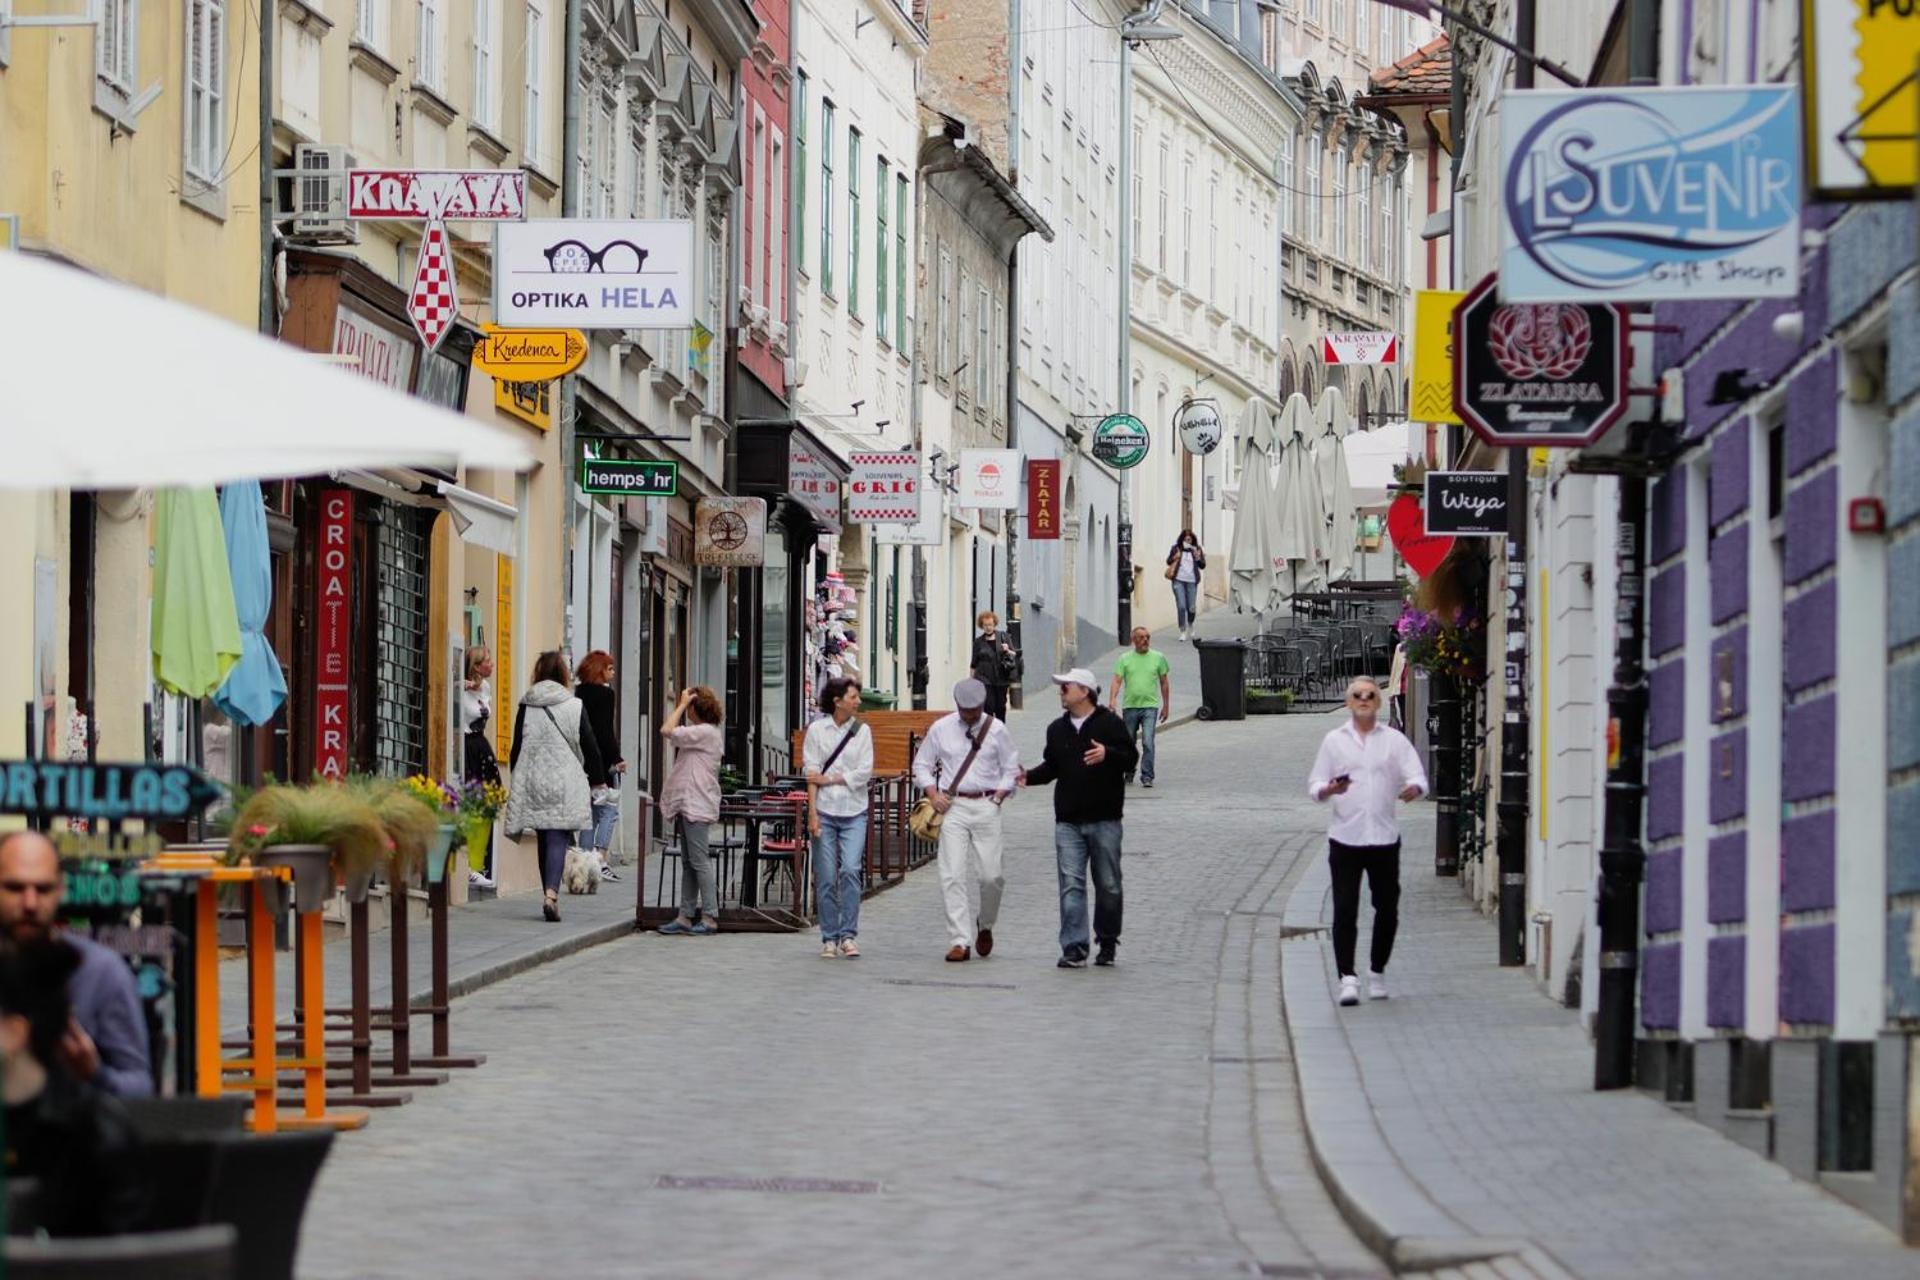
[1501,86,1802,302]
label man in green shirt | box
[1109,627,1171,787]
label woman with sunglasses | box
[1306,676,1427,1008]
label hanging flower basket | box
[256,844,335,914]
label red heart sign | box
[1387,494,1454,578]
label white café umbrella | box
[0,252,534,489]
[1228,401,1280,614]
[1313,386,1358,584]
[1273,393,1323,595]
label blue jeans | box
[813,811,868,942]
[580,800,619,854]
[535,829,570,893]
[1122,707,1159,784]
[1055,819,1123,959]
[1171,577,1198,629]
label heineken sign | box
[580,458,678,497]
[1092,414,1150,470]
[1452,274,1629,448]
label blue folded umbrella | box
[213,480,290,726]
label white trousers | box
[936,796,1005,950]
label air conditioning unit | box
[289,144,358,245]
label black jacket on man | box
[1023,703,1139,824]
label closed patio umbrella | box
[1228,403,1279,614]
[152,489,244,699]
[1314,386,1358,584]
[1273,393,1323,595]
[0,252,532,489]
[212,480,289,726]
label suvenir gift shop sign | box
[847,452,922,524]
[493,220,696,329]
[1501,85,1801,302]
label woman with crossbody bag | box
[656,686,728,936]
[501,650,604,923]
[804,678,875,958]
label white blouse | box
[803,716,875,818]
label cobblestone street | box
[296,695,1920,1279]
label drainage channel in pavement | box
[654,1175,883,1195]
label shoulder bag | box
[909,719,989,843]
[540,705,585,769]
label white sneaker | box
[467,869,495,890]
[820,941,838,959]
[1368,972,1389,1001]
[1337,975,1361,1007]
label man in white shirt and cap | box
[1307,676,1428,1006]
[912,677,1022,962]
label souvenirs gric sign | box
[1452,274,1629,449]
[1501,86,1801,302]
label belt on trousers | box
[952,791,998,799]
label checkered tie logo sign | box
[407,219,458,352]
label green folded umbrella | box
[152,487,244,699]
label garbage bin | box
[859,688,897,711]
[1193,638,1247,721]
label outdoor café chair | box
[201,1128,333,1280]
[4,1224,236,1280]
[121,1096,248,1141]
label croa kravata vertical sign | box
[314,489,354,781]
[1027,459,1061,540]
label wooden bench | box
[790,709,945,778]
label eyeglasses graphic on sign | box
[542,239,650,274]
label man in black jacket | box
[1020,668,1139,968]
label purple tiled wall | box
[1642,943,1681,1030]
[1711,627,1747,723]
[1651,472,1687,564]
[1784,467,1838,585]
[1781,809,1837,913]
[1784,579,1838,693]
[1709,729,1746,823]
[1649,660,1686,748]
[1646,848,1683,934]
[1785,352,1838,476]
[1710,422,1750,525]
[1707,935,1746,1028]
[1782,694,1837,804]
[1710,524,1748,624]
[1648,757,1684,841]
[1779,923,1836,1026]
[1708,833,1746,923]
[1655,300,1741,372]
[1650,566,1686,657]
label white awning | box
[436,481,518,555]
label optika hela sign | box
[1501,86,1801,302]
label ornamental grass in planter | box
[347,776,440,884]
[226,784,387,913]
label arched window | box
[1278,353,1297,404]
[1354,381,1370,432]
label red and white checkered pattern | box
[408,220,458,352]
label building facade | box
[0,0,263,775]
[1440,0,1920,1241]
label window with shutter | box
[416,0,442,91]
[97,0,136,95]
[472,0,494,129]
[183,0,225,185]
[523,3,543,168]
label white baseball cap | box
[1051,668,1099,693]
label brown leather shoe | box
[945,945,970,962]
[975,928,994,958]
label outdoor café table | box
[715,789,809,912]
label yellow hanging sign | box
[472,325,588,382]
[1802,0,1919,197]
[1411,290,1465,425]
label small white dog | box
[561,846,601,895]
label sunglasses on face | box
[1349,691,1378,702]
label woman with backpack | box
[501,650,604,923]
[804,678,875,958]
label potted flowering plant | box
[402,775,464,885]
[343,777,442,901]
[1395,603,1486,683]
[226,784,387,913]
[457,780,507,875]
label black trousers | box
[1329,839,1401,977]
[984,682,1010,720]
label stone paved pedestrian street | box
[296,700,1920,1279]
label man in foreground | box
[0,830,152,1094]
[1021,668,1138,968]
[912,678,1022,962]
[1307,677,1427,1007]
[1110,627,1170,787]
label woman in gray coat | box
[502,650,604,922]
